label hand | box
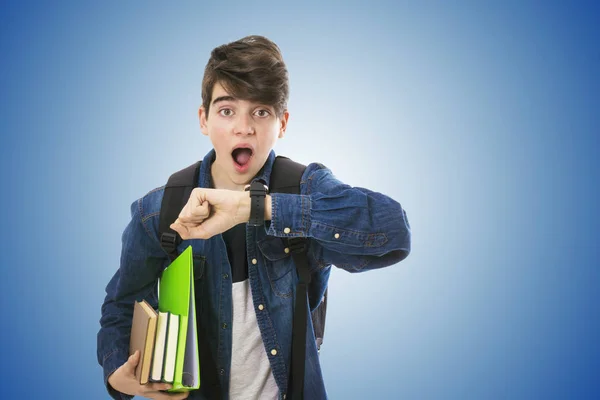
[170,188,250,240]
[107,351,189,400]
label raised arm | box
[266,163,411,272]
[170,163,411,273]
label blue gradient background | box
[1,1,598,399]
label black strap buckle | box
[288,238,307,253]
[160,232,179,254]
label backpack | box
[157,156,327,400]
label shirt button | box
[252,258,258,265]
[284,247,290,254]
[284,227,291,234]
[219,368,225,375]
[271,349,277,356]
[258,304,264,311]
[223,273,229,279]
[222,323,228,329]
[334,233,340,239]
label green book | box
[158,245,200,391]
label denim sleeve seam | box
[141,211,160,223]
[138,199,160,246]
[272,194,279,231]
[305,169,316,195]
[102,348,117,363]
[304,163,328,194]
[144,185,165,196]
[301,194,309,234]
[336,257,371,272]
[367,232,388,247]
[312,221,387,247]
[301,195,304,233]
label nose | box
[234,113,255,136]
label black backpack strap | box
[288,238,310,400]
[271,156,328,400]
[158,161,201,261]
[269,156,306,194]
[270,156,328,346]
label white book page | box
[182,266,199,387]
[162,313,179,383]
[150,311,168,381]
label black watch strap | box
[246,181,267,226]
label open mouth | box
[232,147,254,168]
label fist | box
[170,188,251,240]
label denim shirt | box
[97,150,411,400]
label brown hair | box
[201,35,289,118]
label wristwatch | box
[245,181,268,226]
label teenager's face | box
[199,82,288,187]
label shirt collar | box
[198,149,276,190]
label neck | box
[210,161,249,191]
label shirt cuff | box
[102,350,134,400]
[266,193,311,237]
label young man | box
[97,35,411,400]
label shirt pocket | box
[257,236,294,298]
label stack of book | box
[129,246,200,392]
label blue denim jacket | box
[97,150,411,400]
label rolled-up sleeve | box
[266,163,411,272]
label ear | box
[278,110,289,139]
[199,106,209,136]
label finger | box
[170,222,190,239]
[176,213,207,226]
[192,189,203,209]
[172,218,198,228]
[139,382,172,393]
[178,193,196,220]
[179,201,210,222]
[176,216,205,227]
[195,200,210,218]
[125,351,140,373]
[168,392,189,400]
[146,390,189,400]
[165,392,189,400]
[180,188,207,218]
[184,224,213,240]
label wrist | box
[238,193,252,224]
[239,193,271,223]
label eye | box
[254,109,271,118]
[219,108,233,117]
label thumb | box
[125,350,140,373]
[184,220,213,240]
[179,198,210,222]
[195,199,210,219]
[170,221,190,239]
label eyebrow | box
[212,95,237,105]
